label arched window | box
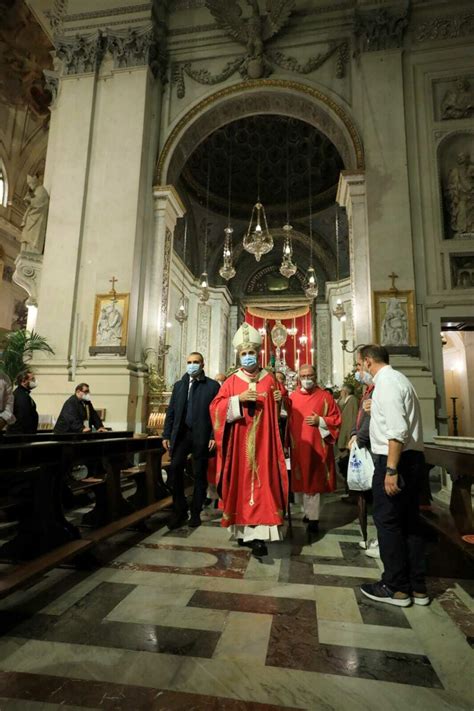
[0,162,7,207]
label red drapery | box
[244,308,313,372]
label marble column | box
[146,187,185,368]
[336,172,371,349]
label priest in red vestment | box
[210,322,288,558]
[287,363,341,535]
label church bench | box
[0,435,167,598]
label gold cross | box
[109,276,118,291]
[388,271,399,292]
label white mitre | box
[232,322,261,352]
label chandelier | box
[304,151,319,299]
[199,271,209,303]
[243,201,273,262]
[280,123,297,278]
[332,206,347,321]
[175,217,188,323]
[299,332,308,347]
[219,137,236,281]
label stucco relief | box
[196,303,211,362]
[450,253,474,289]
[316,306,331,387]
[438,132,474,240]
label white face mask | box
[301,378,315,391]
[81,393,91,402]
[28,380,37,390]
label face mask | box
[82,393,91,402]
[355,371,373,386]
[28,380,37,390]
[187,363,201,377]
[301,378,315,391]
[240,354,257,369]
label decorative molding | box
[54,4,151,23]
[12,252,43,306]
[56,32,107,75]
[354,6,409,52]
[108,27,163,79]
[316,304,331,387]
[156,79,365,184]
[267,41,348,78]
[172,57,243,99]
[196,303,211,362]
[43,69,59,107]
[158,228,173,366]
[50,0,68,35]
[414,12,474,42]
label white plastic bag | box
[347,442,374,491]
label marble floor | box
[0,495,473,710]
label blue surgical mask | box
[240,354,257,369]
[187,363,201,377]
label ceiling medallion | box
[243,201,273,262]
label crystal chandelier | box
[199,271,209,303]
[219,137,236,280]
[280,223,297,278]
[280,122,297,279]
[332,206,347,321]
[243,201,273,262]
[304,151,319,299]
[175,217,188,323]
[299,332,308,347]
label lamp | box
[304,150,319,299]
[243,201,273,262]
[219,136,236,280]
[280,121,297,278]
[175,217,188,324]
[332,206,347,321]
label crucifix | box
[109,276,118,300]
[388,271,399,293]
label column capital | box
[153,185,186,222]
[336,171,366,207]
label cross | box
[388,271,399,292]
[109,275,118,296]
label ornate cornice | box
[414,12,474,42]
[354,5,409,52]
[56,32,106,75]
[155,79,364,184]
[108,27,163,78]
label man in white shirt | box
[0,373,15,432]
[356,344,429,608]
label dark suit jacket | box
[7,386,38,434]
[163,373,220,456]
[54,395,103,434]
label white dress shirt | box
[370,365,424,455]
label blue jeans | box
[372,451,426,594]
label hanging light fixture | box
[219,135,236,281]
[305,148,319,299]
[243,139,273,261]
[280,119,297,279]
[332,205,347,321]
[199,153,211,303]
[175,218,188,323]
[299,332,308,347]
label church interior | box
[0,0,473,708]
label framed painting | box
[89,292,129,356]
[373,290,417,349]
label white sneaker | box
[365,540,380,559]
[359,540,367,550]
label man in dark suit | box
[54,383,106,433]
[163,352,220,529]
[7,370,39,434]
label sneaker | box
[359,541,368,550]
[360,582,412,607]
[365,540,380,559]
[412,592,430,606]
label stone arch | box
[156,79,364,186]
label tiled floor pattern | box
[0,496,473,709]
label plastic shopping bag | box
[347,442,375,491]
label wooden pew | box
[0,435,167,598]
[424,443,474,542]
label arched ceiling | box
[180,115,344,219]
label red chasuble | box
[210,369,289,528]
[287,387,341,495]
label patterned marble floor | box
[0,495,473,710]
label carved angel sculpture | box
[205,0,295,78]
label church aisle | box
[0,497,472,710]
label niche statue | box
[20,175,49,253]
[445,152,474,238]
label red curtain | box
[244,309,313,372]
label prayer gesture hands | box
[239,388,258,403]
[305,413,320,426]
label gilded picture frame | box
[372,290,416,347]
[90,292,129,355]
